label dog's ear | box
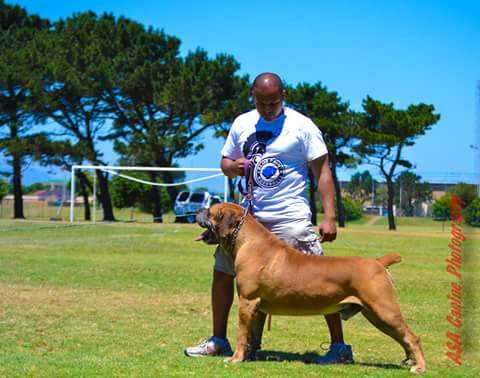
[214,208,239,240]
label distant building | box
[1,181,78,205]
[339,179,459,217]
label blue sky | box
[10,0,480,185]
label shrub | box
[432,194,451,221]
[465,198,480,227]
[342,196,363,221]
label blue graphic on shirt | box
[262,165,277,178]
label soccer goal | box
[69,165,228,223]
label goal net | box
[69,165,229,223]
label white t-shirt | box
[221,106,328,224]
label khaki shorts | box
[214,219,323,277]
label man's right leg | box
[184,246,235,357]
[212,270,234,340]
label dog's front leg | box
[227,297,261,363]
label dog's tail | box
[377,252,402,267]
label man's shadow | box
[254,350,403,370]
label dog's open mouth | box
[195,227,218,244]
[195,229,210,241]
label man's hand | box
[233,157,249,177]
[318,217,337,242]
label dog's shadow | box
[255,350,403,370]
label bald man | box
[185,73,354,364]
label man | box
[185,73,353,364]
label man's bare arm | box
[221,157,248,179]
[309,154,337,242]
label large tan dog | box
[196,203,426,374]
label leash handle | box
[237,159,254,215]
[242,159,251,177]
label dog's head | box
[195,203,245,249]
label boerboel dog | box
[196,203,426,374]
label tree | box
[395,171,431,216]
[355,96,440,230]
[103,19,249,221]
[30,12,117,221]
[346,171,375,203]
[0,1,49,218]
[447,183,477,209]
[287,82,359,227]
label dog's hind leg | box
[360,276,426,373]
[228,297,261,363]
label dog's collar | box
[226,207,249,254]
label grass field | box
[0,217,479,377]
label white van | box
[174,191,222,223]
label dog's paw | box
[409,365,426,374]
[401,358,415,367]
[224,355,245,364]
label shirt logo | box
[254,157,285,188]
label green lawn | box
[0,219,478,377]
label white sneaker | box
[184,336,233,357]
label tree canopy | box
[355,96,440,229]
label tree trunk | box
[330,164,346,228]
[386,177,396,230]
[149,171,163,223]
[95,170,115,221]
[308,168,317,226]
[77,171,91,221]
[12,153,24,219]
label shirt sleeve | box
[303,119,328,161]
[220,118,243,160]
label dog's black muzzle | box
[195,208,218,244]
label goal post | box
[69,165,228,223]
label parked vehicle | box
[174,191,223,223]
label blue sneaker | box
[184,336,233,357]
[315,343,354,364]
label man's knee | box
[213,269,235,285]
[212,270,234,298]
[212,270,234,309]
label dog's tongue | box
[195,230,209,241]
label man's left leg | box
[318,313,353,364]
[325,313,344,344]
[288,224,354,364]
